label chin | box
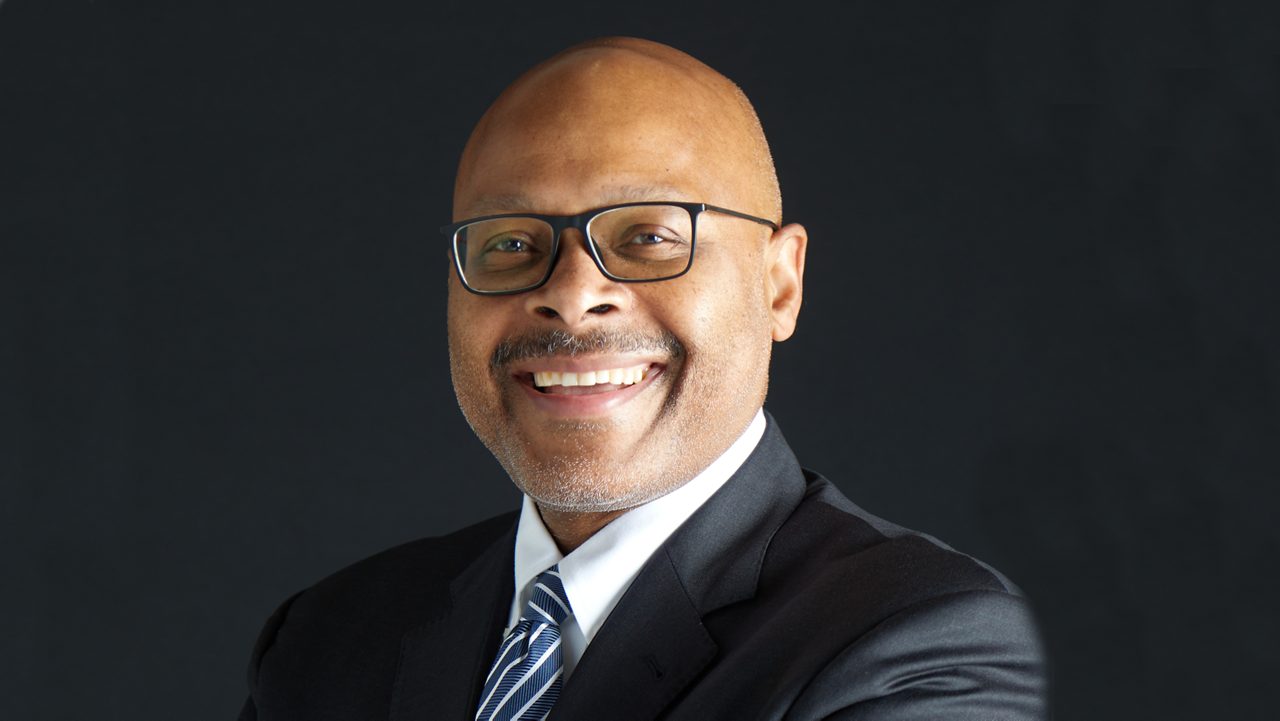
[499,440,684,514]
[512,464,670,514]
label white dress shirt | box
[504,408,766,680]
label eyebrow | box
[465,184,693,216]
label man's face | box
[446,48,801,513]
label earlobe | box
[766,223,807,342]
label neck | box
[536,506,628,553]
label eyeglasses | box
[442,201,779,296]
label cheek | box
[698,246,770,319]
[661,260,771,367]
[447,295,503,406]
[447,288,502,360]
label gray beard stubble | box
[487,327,690,512]
[490,327,683,371]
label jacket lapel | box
[552,414,808,720]
[390,524,515,721]
[550,550,717,721]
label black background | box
[3,1,1277,719]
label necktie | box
[475,565,573,721]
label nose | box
[523,229,627,327]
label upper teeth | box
[533,364,651,388]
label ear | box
[765,223,807,342]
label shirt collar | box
[510,408,767,642]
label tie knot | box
[523,565,572,625]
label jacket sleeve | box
[238,590,305,721]
[787,590,1049,720]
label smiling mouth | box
[521,363,658,395]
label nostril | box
[588,304,613,314]
[536,306,559,319]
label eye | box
[607,225,691,265]
[628,232,672,246]
[485,234,534,253]
[620,227,685,247]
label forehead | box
[466,184,695,217]
[454,50,755,219]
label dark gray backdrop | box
[3,0,1277,719]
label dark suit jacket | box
[241,415,1047,720]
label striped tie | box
[475,565,573,721]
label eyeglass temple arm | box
[701,204,780,231]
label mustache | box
[490,328,684,369]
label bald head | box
[453,37,782,223]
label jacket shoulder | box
[242,512,517,713]
[304,511,517,607]
[790,470,1021,596]
[773,472,1046,718]
[680,467,1046,719]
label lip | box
[514,362,665,419]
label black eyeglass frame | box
[441,201,780,296]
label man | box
[240,37,1047,720]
